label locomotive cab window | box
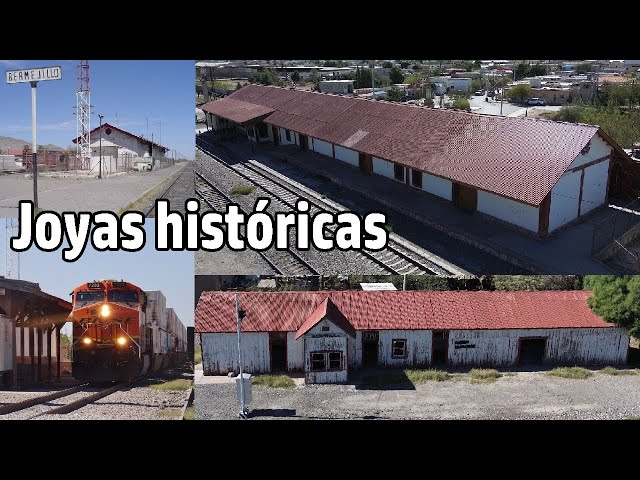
[108,290,138,302]
[75,291,105,303]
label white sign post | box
[5,66,62,209]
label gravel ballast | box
[196,371,640,420]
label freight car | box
[70,280,187,382]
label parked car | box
[527,97,545,106]
[486,90,495,97]
[474,90,484,96]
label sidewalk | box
[213,137,614,274]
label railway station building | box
[201,85,639,237]
[0,278,72,387]
[196,290,630,384]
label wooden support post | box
[56,326,61,381]
[37,328,42,384]
[47,326,53,383]
[29,326,35,385]
[12,317,18,388]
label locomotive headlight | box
[100,304,110,317]
[117,337,127,346]
[82,337,92,345]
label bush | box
[405,369,451,383]
[452,97,470,111]
[546,367,593,379]
[469,369,502,383]
[600,366,638,376]
[253,374,295,388]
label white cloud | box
[0,60,26,68]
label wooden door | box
[453,183,477,213]
[272,125,279,145]
[359,152,373,174]
[299,134,309,152]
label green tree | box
[507,83,533,103]
[471,78,484,91]
[236,82,242,90]
[583,275,640,336]
[308,71,319,91]
[575,62,593,74]
[474,60,482,68]
[291,71,301,82]
[452,96,470,111]
[412,63,422,70]
[528,64,548,76]
[386,86,404,102]
[492,275,582,291]
[399,61,410,69]
[382,61,393,69]
[514,61,530,80]
[389,65,405,84]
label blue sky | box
[0,60,194,159]
[0,219,194,326]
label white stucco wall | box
[580,159,610,216]
[201,332,269,374]
[549,170,581,232]
[92,127,165,159]
[312,138,333,157]
[477,190,539,232]
[373,157,394,179]
[448,328,629,366]
[567,134,612,170]
[279,127,296,146]
[422,173,453,201]
[334,145,359,167]
[378,330,432,367]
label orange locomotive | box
[70,280,146,382]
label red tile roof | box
[207,85,606,206]
[195,290,613,333]
[201,98,275,124]
[295,297,356,339]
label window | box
[411,169,422,189]
[392,339,407,359]
[285,130,291,141]
[321,325,330,332]
[108,290,138,303]
[310,351,343,371]
[394,163,405,182]
[75,291,104,303]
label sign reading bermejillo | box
[5,66,62,84]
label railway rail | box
[145,163,194,217]
[196,137,467,276]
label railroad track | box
[145,163,194,217]
[197,137,464,276]
[0,378,140,420]
[196,171,318,275]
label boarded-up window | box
[310,351,343,371]
[394,164,405,182]
[392,339,407,358]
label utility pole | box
[30,81,38,208]
[98,114,103,179]
[500,84,504,115]
[151,132,154,170]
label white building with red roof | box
[202,85,639,237]
[195,290,629,383]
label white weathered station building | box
[196,290,629,384]
[201,85,637,237]
[73,123,168,174]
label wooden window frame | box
[309,350,343,372]
[391,339,408,359]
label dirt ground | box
[195,369,640,420]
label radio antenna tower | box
[76,61,91,170]
[5,219,20,280]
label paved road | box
[0,164,185,216]
[468,94,521,116]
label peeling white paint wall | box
[448,328,629,366]
[201,332,269,374]
[303,319,349,383]
[378,330,432,367]
[287,332,304,370]
[279,127,297,146]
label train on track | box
[70,280,187,382]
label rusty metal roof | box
[195,290,613,333]
[201,98,275,124]
[0,278,72,313]
[211,85,605,205]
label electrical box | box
[235,373,252,406]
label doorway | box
[362,331,378,368]
[453,183,477,213]
[272,125,280,145]
[359,152,373,174]
[299,134,309,152]
[269,333,287,372]
[518,338,546,365]
[432,331,449,365]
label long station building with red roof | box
[202,84,638,237]
[195,290,629,383]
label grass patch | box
[628,415,640,420]
[600,366,638,376]
[384,224,393,233]
[230,184,256,195]
[194,346,202,365]
[469,369,502,384]
[182,406,195,420]
[148,379,193,391]
[405,369,451,384]
[546,367,593,379]
[157,408,182,419]
[252,374,295,389]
